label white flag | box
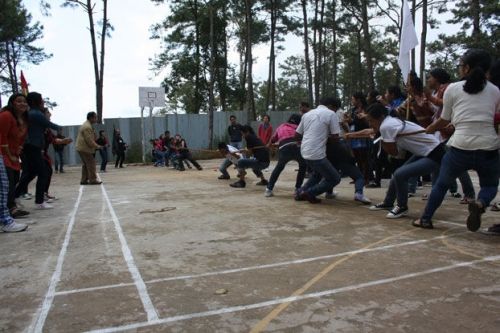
[398,0,419,84]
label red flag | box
[20,71,29,96]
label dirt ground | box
[1,159,499,333]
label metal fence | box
[53,110,298,165]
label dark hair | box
[489,59,500,89]
[300,101,310,108]
[4,93,28,125]
[429,68,450,84]
[288,113,302,125]
[217,142,227,150]
[319,97,341,109]
[26,92,43,109]
[263,114,270,121]
[386,86,403,99]
[367,103,388,120]
[87,111,97,120]
[352,92,367,108]
[99,130,105,136]
[241,125,254,135]
[461,49,491,94]
[229,115,236,120]
[409,72,424,94]
[164,130,170,135]
[367,90,380,105]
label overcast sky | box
[19,0,445,126]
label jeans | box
[115,151,125,168]
[384,155,440,208]
[302,158,341,197]
[54,150,64,172]
[219,158,233,178]
[15,144,49,204]
[153,149,165,166]
[421,147,499,221]
[267,144,306,191]
[178,151,201,170]
[5,167,19,210]
[329,160,365,195]
[99,147,108,171]
[237,158,270,178]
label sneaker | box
[325,191,339,199]
[354,193,371,205]
[366,182,381,188]
[369,202,393,211]
[264,188,274,197]
[218,175,230,180]
[466,201,484,232]
[44,197,54,203]
[450,192,462,198]
[2,221,28,233]
[11,208,30,218]
[408,192,416,198]
[256,179,268,186]
[460,197,474,205]
[485,224,500,235]
[88,181,103,185]
[298,190,322,204]
[21,193,32,200]
[196,166,203,171]
[230,180,246,188]
[35,202,54,210]
[386,206,409,219]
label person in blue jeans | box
[413,49,500,230]
[53,129,66,173]
[96,130,109,171]
[365,103,446,219]
[294,97,342,204]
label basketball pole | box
[140,106,146,164]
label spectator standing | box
[53,128,67,173]
[113,129,127,168]
[96,130,109,172]
[258,115,273,145]
[76,112,102,185]
[228,115,243,149]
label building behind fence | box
[55,111,297,165]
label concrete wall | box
[51,111,297,165]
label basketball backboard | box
[139,87,165,108]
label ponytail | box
[461,49,491,95]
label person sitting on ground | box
[264,114,306,197]
[217,142,242,180]
[364,103,446,219]
[153,134,167,167]
[230,125,270,188]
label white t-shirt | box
[380,116,440,157]
[296,105,340,160]
[226,144,241,164]
[442,81,500,150]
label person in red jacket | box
[258,115,273,145]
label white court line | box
[100,184,159,322]
[85,254,500,333]
[55,231,465,296]
[29,186,84,333]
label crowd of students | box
[151,132,203,171]
[215,49,500,235]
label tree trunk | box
[313,0,319,104]
[208,5,215,149]
[5,42,18,93]
[221,16,228,113]
[419,0,427,79]
[245,0,256,120]
[96,0,108,123]
[194,0,202,113]
[471,0,481,45]
[332,3,338,94]
[361,0,375,91]
[301,0,314,106]
[266,0,276,113]
[85,0,101,121]
[411,0,416,72]
[318,0,325,96]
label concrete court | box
[0,159,499,333]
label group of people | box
[151,131,203,171]
[216,49,500,235]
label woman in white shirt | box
[414,49,500,230]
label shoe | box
[230,180,246,188]
[45,193,57,201]
[421,194,428,201]
[21,193,32,200]
[412,218,434,229]
[366,182,381,188]
[2,221,28,233]
[80,181,88,185]
[369,202,393,211]
[298,190,321,204]
[485,224,500,235]
[256,179,268,186]
[265,188,274,197]
[88,181,102,185]
[10,208,30,219]
[196,166,203,171]
[35,202,54,210]
[450,192,462,198]
[408,192,416,198]
[386,206,409,219]
[491,203,500,212]
[325,191,338,199]
[218,175,230,180]
[354,193,371,205]
[466,201,484,232]
[60,170,65,173]
[44,198,54,203]
[460,197,474,205]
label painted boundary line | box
[85,254,500,333]
[29,186,84,333]
[100,184,159,322]
[55,231,465,296]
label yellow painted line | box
[249,229,417,333]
